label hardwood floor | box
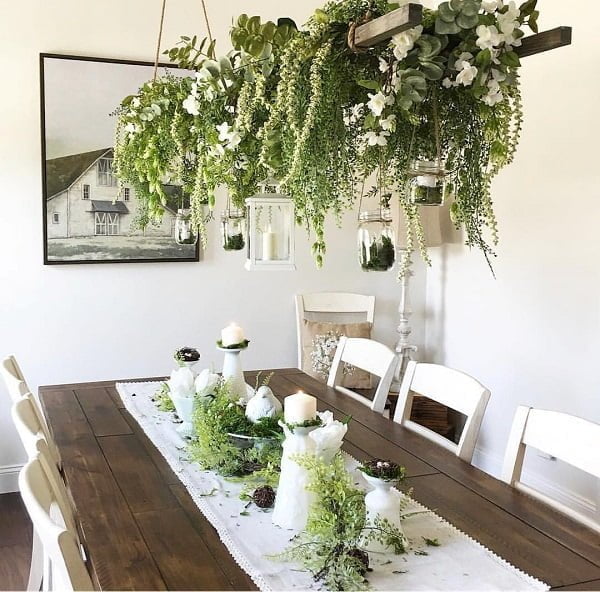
[0,492,32,591]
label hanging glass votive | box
[407,159,448,206]
[221,208,246,251]
[358,209,396,272]
[174,208,197,245]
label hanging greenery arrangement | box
[113,0,539,270]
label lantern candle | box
[221,322,245,347]
[284,391,317,424]
[262,225,277,261]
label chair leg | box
[27,529,43,591]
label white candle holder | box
[272,422,319,531]
[362,473,405,553]
[218,346,249,402]
[170,394,195,439]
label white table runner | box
[116,380,548,591]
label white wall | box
[0,0,427,492]
[425,1,600,520]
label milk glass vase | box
[358,209,396,272]
[407,159,448,206]
[272,423,318,530]
[362,473,405,553]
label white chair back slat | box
[19,458,93,592]
[2,355,28,402]
[295,292,375,368]
[12,397,74,533]
[501,405,600,532]
[393,361,491,463]
[327,336,398,413]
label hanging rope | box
[200,0,214,45]
[153,0,168,82]
[431,87,442,167]
[347,11,372,53]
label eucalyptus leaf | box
[435,18,461,34]
[420,62,444,80]
[438,2,457,22]
[246,16,261,34]
[456,12,479,29]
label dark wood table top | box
[39,369,600,591]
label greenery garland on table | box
[189,379,283,476]
[278,452,412,591]
[114,0,538,271]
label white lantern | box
[245,182,296,271]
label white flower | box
[456,62,478,86]
[379,57,390,73]
[226,131,241,151]
[167,367,195,399]
[384,93,395,106]
[481,0,502,13]
[190,82,199,97]
[491,68,507,82]
[125,122,137,135]
[195,369,220,397]
[317,410,334,426]
[209,143,225,157]
[225,105,235,114]
[183,95,200,116]
[364,131,390,146]
[476,25,502,50]
[216,122,232,142]
[132,97,141,109]
[442,77,455,88]
[367,92,387,117]
[310,416,348,462]
[500,1,520,23]
[390,25,423,61]
[380,114,396,132]
[196,68,211,82]
[204,86,216,101]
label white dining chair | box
[327,336,398,413]
[393,361,491,462]
[1,354,29,401]
[295,292,375,368]
[13,396,78,591]
[19,457,93,591]
[501,406,600,533]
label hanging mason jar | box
[407,159,448,206]
[221,208,246,251]
[174,208,197,245]
[358,209,396,272]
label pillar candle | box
[221,322,245,346]
[262,226,277,260]
[284,392,317,424]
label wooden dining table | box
[39,368,600,591]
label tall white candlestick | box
[284,392,317,424]
[221,322,245,347]
[262,226,277,261]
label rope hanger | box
[152,0,214,81]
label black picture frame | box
[40,53,200,265]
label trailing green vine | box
[113,0,539,272]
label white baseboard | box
[0,463,23,494]
[473,446,597,520]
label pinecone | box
[252,485,276,508]
[346,548,369,575]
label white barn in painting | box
[45,148,177,239]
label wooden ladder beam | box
[354,3,423,47]
[354,3,572,59]
[515,26,572,58]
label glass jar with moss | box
[407,160,447,206]
[175,208,198,245]
[221,208,246,251]
[358,209,396,272]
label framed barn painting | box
[40,53,200,264]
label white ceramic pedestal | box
[362,473,405,553]
[272,424,318,531]
[170,394,195,439]
[218,346,248,402]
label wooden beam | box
[355,3,423,48]
[515,26,572,58]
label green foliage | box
[360,234,396,271]
[152,382,175,412]
[189,380,282,476]
[114,0,539,274]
